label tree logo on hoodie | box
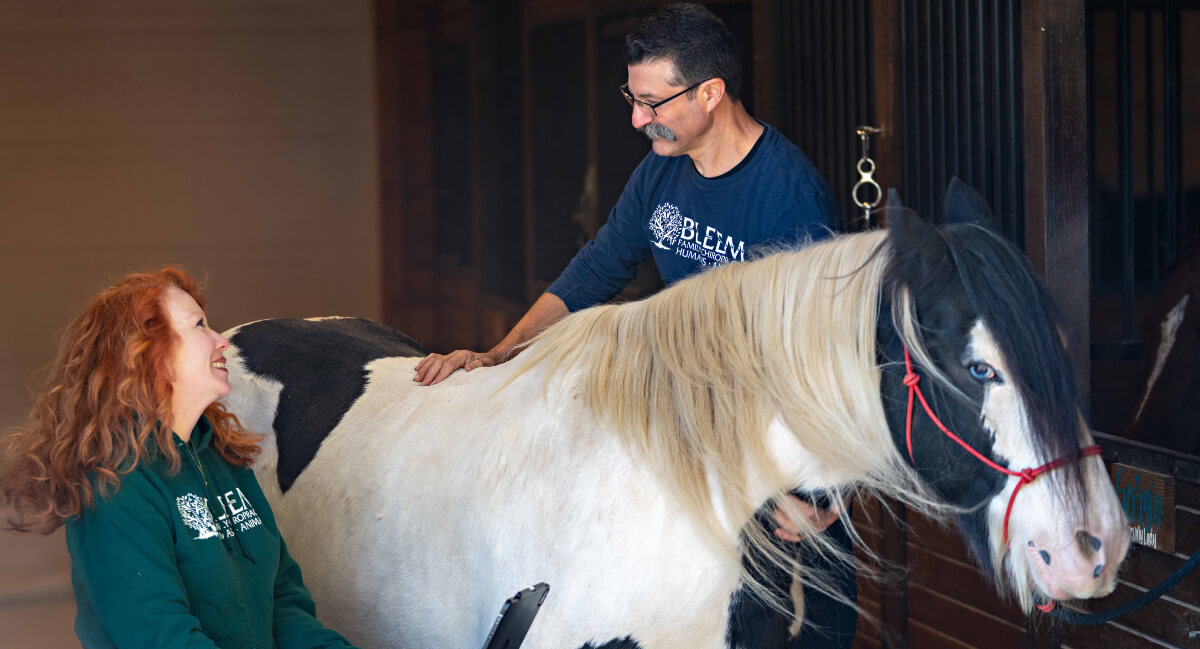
[649,202,682,249]
[177,493,220,540]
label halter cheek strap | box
[901,347,1103,550]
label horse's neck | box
[500,352,862,546]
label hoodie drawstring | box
[179,439,256,564]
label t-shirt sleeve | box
[547,155,655,311]
[787,165,841,243]
[808,177,841,238]
[67,473,221,649]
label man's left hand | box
[772,494,842,542]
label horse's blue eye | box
[968,363,997,381]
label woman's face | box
[164,286,231,429]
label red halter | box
[901,347,1103,550]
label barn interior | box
[1,1,1197,648]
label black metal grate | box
[898,0,1025,241]
[1089,0,1188,348]
[775,0,874,229]
[775,1,1024,237]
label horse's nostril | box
[1076,530,1102,553]
[1040,550,1051,566]
[1093,563,1104,578]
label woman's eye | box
[968,363,997,382]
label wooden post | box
[376,0,437,342]
[1021,0,1091,409]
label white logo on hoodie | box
[176,493,220,540]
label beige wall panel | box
[0,1,379,645]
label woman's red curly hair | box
[0,267,261,534]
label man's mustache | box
[640,122,677,142]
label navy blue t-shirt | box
[547,123,839,311]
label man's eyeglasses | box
[620,79,709,117]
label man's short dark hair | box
[625,3,742,102]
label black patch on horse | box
[575,638,643,649]
[231,318,426,492]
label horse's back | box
[222,317,426,493]
[229,317,426,367]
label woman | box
[1,268,359,649]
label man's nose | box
[631,106,653,130]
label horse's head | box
[879,180,1129,611]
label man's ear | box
[701,78,725,111]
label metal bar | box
[1163,0,1181,270]
[975,0,987,200]
[855,0,865,125]
[960,0,972,187]
[1086,4,1099,294]
[803,1,815,160]
[1006,0,1022,243]
[925,0,935,214]
[992,0,1004,224]
[854,0,864,220]
[948,0,960,188]
[1119,0,1134,339]
[902,0,915,208]
[1144,8,1158,277]
[837,0,849,219]
[796,0,807,150]
[816,0,825,182]
[777,0,792,139]
[848,0,860,220]
[828,0,840,206]
[933,0,940,216]
[864,0,874,128]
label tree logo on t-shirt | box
[649,202,682,249]
[176,493,220,540]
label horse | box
[220,181,1129,649]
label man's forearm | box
[488,292,569,359]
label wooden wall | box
[378,0,766,353]
[0,2,381,647]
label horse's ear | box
[888,193,950,284]
[944,177,1000,232]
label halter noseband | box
[902,347,1102,550]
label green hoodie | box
[65,417,359,649]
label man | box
[415,3,855,646]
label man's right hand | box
[414,349,502,386]
[413,292,569,387]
